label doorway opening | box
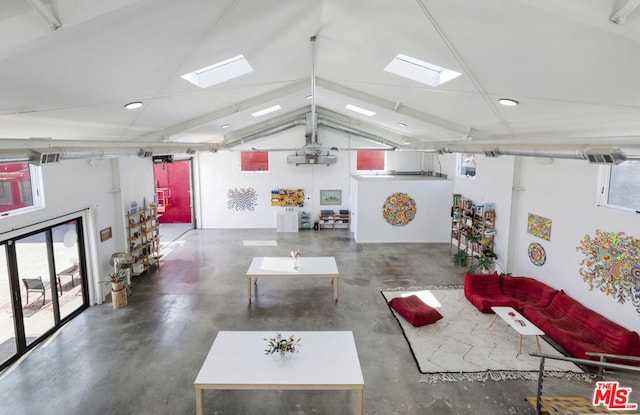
[153,159,194,253]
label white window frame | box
[596,162,640,213]
[0,163,45,218]
[456,153,476,179]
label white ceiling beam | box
[315,78,468,135]
[610,0,640,24]
[135,80,310,142]
[25,0,61,30]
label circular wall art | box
[382,192,417,226]
[528,242,546,266]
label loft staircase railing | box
[528,352,640,415]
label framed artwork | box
[320,189,341,205]
[100,227,112,242]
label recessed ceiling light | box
[124,101,143,110]
[384,54,461,87]
[221,123,230,129]
[305,95,312,100]
[398,122,408,128]
[251,104,282,117]
[498,98,519,107]
[181,55,253,89]
[345,104,376,117]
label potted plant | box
[469,252,497,274]
[103,269,127,292]
[453,250,470,267]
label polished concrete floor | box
[0,229,604,415]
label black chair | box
[21,276,50,306]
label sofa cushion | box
[464,272,520,313]
[499,275,558,308]
[388,295,443,327]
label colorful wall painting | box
[227,188,258,211]
[382,192,417,226]
[576,230,640,315]
[528,242,546,266]
[527,213,552,241]
[271,189,305,207]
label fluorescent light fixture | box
[221,123,230,129]
[384,53,461,87]
[498,98,519,107]
[181,55,253,89]
[398,122,408,128]
[124,101,143,110]
[345,104,376,117]
[305,94,312,100]
[251,104,281,117]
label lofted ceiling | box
[2,0,640,155]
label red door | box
[153,160,192,223]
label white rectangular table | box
[490,306,545,354]
[194,331,364,415]
[246,257,339,303]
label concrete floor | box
[0,229,601,415]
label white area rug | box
[381,288,592,383]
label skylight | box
[181,55,253,89]
[251,105,281,117]
[345,104,376,117]
[384,54,461,87]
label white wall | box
[196,127,426,228]
[441,153,639,332]
[440,153,516,271]
[511,157,640,331]
[352,176,453,243]
[0,157,156,304]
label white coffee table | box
[194,331,364,415]
[490,306,545,354]
[246,257,339,303]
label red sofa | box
[464,272,640,361]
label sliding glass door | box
[0,218,88,369]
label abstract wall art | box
[271,189,305,207]
[227,188,258,211]
[576,230,640,314]
[527,213,552,241]
[382,192,417,226]
[528,242,546,266]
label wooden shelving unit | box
[450,194,495,257]
[318,211,350,230]
[126,203,160,276]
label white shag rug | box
[381,288,592,383]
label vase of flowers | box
[104,269,127,292]
[291,250,300,269]
[264,333,301,357]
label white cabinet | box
[277,211,299,232]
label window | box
[598,162,640,211]
[457,153,476,179]
[356,150,385,171]
[0,162,39,214]
[241,152,269,172]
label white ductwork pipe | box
[225,119,306,149]
[317,119,396,149]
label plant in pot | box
[103,269,127,292]
[469,252,497,274]
[452,250,470,268]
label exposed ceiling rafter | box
[25,0,61,30]
[610,0,640,24]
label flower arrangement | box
[264,333,301,356]
[103,269,127,283]
[291,250,301,269]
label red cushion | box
[388,295,443,327]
